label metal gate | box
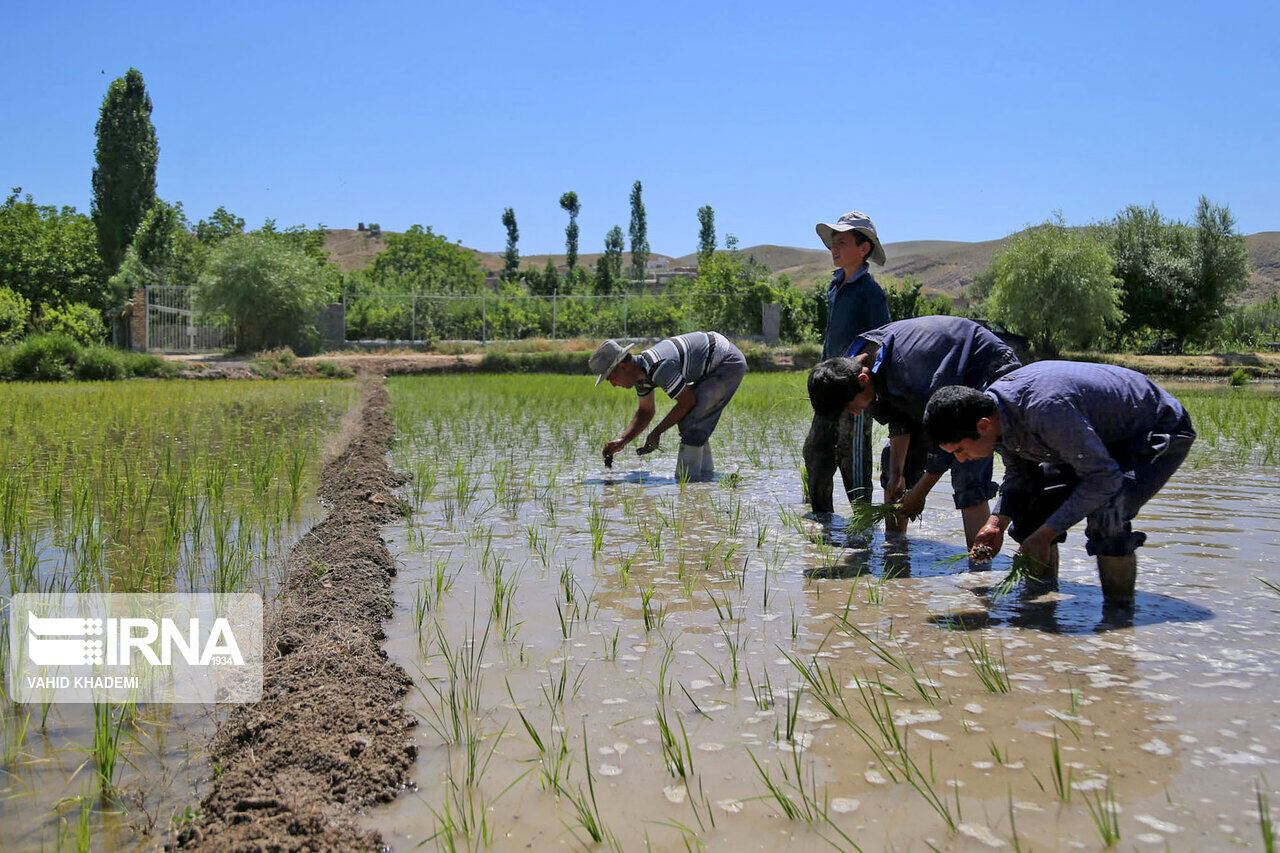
[145,286,235,353]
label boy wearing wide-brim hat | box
[590,332,747,482]
[804,210,891,514]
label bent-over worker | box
[590,332,747,482]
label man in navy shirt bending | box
[922,362,1196,608]
[808,316,1021,545]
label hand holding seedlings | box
[636,436,660,455]
[603,438,626,467]
[970,515,1005,561]
[969,543,996,563]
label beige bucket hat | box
[815,210,886,266]
[589,339,635,385]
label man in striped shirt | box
[590,332,747,481]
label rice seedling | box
[1,705,31,768]
[655,701,696,780]
[847,501,901,533]
[706,587,735,621]
[745,748,859,848]
[863,570,892,605]
[615,548,637,588]
[588,500,606,558]
[421,617,491,747]
[603,628,620,661]
[640,582,666,632]
[489,562,521,641]
[956,629,1010,693]
[779,683,804,745]
[556,725,621,850]
[90,702,127,799]
[410,458,438,508]
[1041,730,1073,802]
[990,552,1047,600]
[746,664,775,712]
[540,658,586,710]
[1258,776,1275,853]
[836,615,940,705]
[776,503,807,536]
[1080,780,1121,846]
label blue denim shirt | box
[986,362,1188,533]
[823,264,890,360]
[853,316,1021,472]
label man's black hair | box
[923,386,996,445]
[808,356,869,419]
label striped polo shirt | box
[634,332,722,399]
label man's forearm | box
[887,433,911,481]
[620,408,654,443]
[649,398,695,439]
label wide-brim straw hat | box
[815,210,886,266]
[589,339,635,385]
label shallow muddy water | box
[0,378,357,850]
[0,509,321,851]
[373,375,1278,851]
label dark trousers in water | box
[804,410,873,514]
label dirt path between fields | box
[174,374,415,852]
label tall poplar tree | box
[697,205,716,263]
[501,207,520,281]
[92,68,159,275]
[628,180,649,281]
[595,226,625,294]
[559,192,580,270]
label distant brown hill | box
[323,229,1280,303]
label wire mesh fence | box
[342,292,762,342]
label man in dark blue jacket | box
[808,316,1021,545]
[803,211,890,514]
[923,362,1196,608]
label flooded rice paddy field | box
[375,374,1279,851]
[0,379,357,850]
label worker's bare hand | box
[638,433,661,455]
[1018,526,1058,570]
[885,475,907,504]
[604,439,627,458]
[897,484,928,521]
[971,518,1004,561]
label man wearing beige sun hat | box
[804,210,891,516]
[590,331,747,482]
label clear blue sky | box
[3,1,1277,257]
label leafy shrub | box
[0,287,30,345]
[312,360,355,379]
[1228,367,1250,386]
[41,302,107,345]
[122,351,171,377]
[195,234,336,353]
[0,333,171,382]
[4,333,80,381]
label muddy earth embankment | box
[175,375,415,851]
